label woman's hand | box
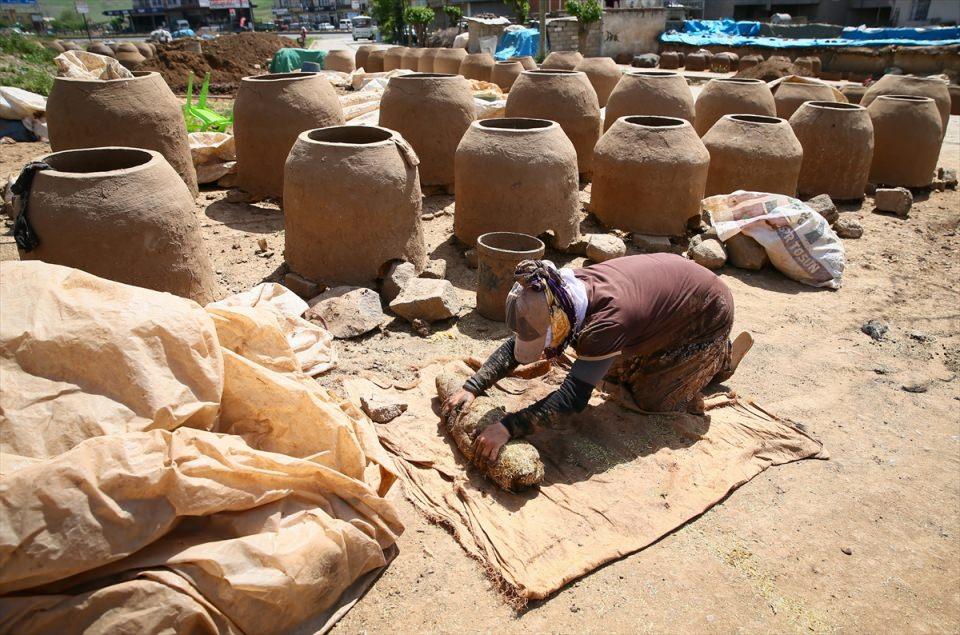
[473,421,511,464]
[441,388,475,420]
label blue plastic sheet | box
[842,25,960,41]
[683,19,760,37]
[660,30,960,49]
[495,28,539,61]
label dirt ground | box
[2,119,958,633]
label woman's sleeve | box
[463,337,521,395]
[500,357,615,437]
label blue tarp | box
[683,19,760,37]
[661,30,960,49]
[495,28,539,61]
[842,25,960,41]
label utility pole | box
[538,0,546,59]
[75,0,92,42]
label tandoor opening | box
[247,72,316,81]
[717,78,763,84]
[45,148,153,173]
[307,126,393,144]
[478,118,552,130]
[624,115,685,127]
[807,101,862,110]
[730,114,783,124]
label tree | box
[565,0,601,54]
[403,5,435,47]
[442,4,462,32]
[371,0,404,43]
[508,0,530,24]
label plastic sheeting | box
[683,19,760,37]
[495,27,540,61]
[269,48,328,73]
[842,25,960,41]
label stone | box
[411,318,431,337]
[563,234,590,255]
[938,167,958,189]
[283,271,323,299]
[902,382,929,394]
[464,248,478,269]
[724,234,768,270]
[833,216,863,239]
[586,233,627,262]
[864,182,877,195]
[305,286,385,339]
[632,53,659,68]
[932,178,946,192]
[360,392,408,423]
[389,278,461,323]
[860,319,888,341]
[687,236,727,270]
[632,233,675,254]
[874,187,913,217]
[420,258,447,280]
[840,546,853,556]
[382,261,417,303]
[804,194,839,225]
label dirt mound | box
[735,57,814,81]
[139,32,296,94]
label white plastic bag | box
[703,191,845,289]
[0,87,46,119]
[54,50,133,80]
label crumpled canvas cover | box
[358,361,827,602]
[0,262,401,634]
[54,50,134,80]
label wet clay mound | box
[735,57,814,81]
[140,32,297,93]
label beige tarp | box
[0,261,402,634]
[354,361,827,602]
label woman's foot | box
[712,331,754,384]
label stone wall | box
[546,17,601,57]
[600,7,666,61]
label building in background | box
[270,0,368,27]
[106,0,254,31]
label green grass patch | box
[0,33,57,95]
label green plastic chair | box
[183,72,232,133]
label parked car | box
[318,22,335,31]
[338,19,351,30]
[257,21,277,31]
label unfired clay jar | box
[454,118,580,249]
[702,114,803,196]
[47,71,198,196]
[694,77,777,136]
[356,44,380,71]
[684,50,712,72]
[383,47,407,71]
[134,42,154,59]
[574,56,621,108]
[773,80,837,119]
[542,50,583,70]
[659,51,682,69]
[459,52,495,82]
[841,83,867,104]
[234,72,344,199]
[86,42,115,57]
[366,49,386,72]
[115,43,145,69]
[739,54,763,71]
[510,56,537,70]
[379,73,476,188]
[866,95,942,188]
[711,52,739,72]
[861,74,951,141]
[491,61,523,91]
[789,101,873,200]
[61,41,81,51]
[21,147,219,303]
[795,56,822,76]
[325,49,355,73]
[604,70,695,131]
[476,232,545,322]
[419,48,439,72]
[434,48,467,74]
[505,69,601,176]
[592,116,709,236]
[401,47,426,71]
[284,126,426,285]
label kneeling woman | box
[442,254,752,463]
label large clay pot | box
[684,50,712,72]
[795,56,822,76]
[694,77,777,136]
[510,55,537,70]
[659,51,682,69]
[460,53,495,82]
[434,48,467,74]
[234,72,344,200]
[60,40,81,52]
[773,80,837,119]
[325,49,355,72]
[401,47,426,71]
[505,69,601,177]
[861,74,951,141]
[702,114,803,196]
[114,43,146,69]
[454,118,580,249]
[20,147,219,303]
[356,44,381,71]
[379,73,476,188]
[86,42,115,57]
[574,57,621,108]
[383,46,407,71]
[592,116,709,236]
[604,70,695,131]
[739,54,763,71]
[284,126,426,285]
[46,40,66,53]
[711,52,739,72]
[47,71,199,196]
[476,232,545,322]
[134,42,153,59]
[366,49,387,72]
[841,83,867,104]
[951,84,960,115]
[789,101,873,200]
[491,61,523,91]
[419,48,440,72]
[542,50,583,70]
[867,95,942,188]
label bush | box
[565,0,602,25]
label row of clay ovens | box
[23,67,949,308]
